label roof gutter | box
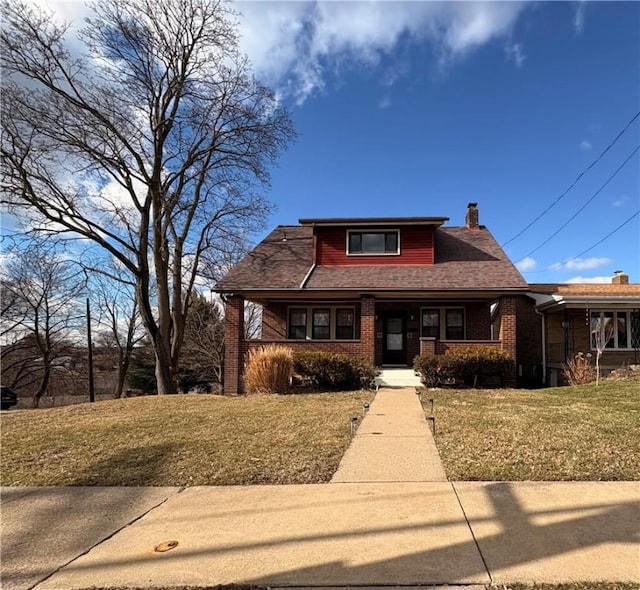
[299,264,316,289]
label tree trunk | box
[113,352,131,398]
[32,364,51,408]
[155,353,177,394]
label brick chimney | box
[612,270,629,285]
[465,202,479,229]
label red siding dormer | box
[315,226,435,266]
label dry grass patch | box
[1,391,373,486]
[423,375,640,481]
[507,585,638,590]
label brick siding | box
[497,296,517,387]
[223,295,244,395]
[225,295,525,393]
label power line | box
[523,208,640,273]
[502,110,640,247]
[516,144,639,262]
[565,208,639,264]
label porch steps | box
[375,368,422,388]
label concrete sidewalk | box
[331,387,447,482]
[1,482,638,589]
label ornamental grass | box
[243,344,293,394]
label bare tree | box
[591,312,615,386]
[181,292,225,385]
[0,242,86,407]
[90,260,145,398]
[1,0,295,394]
[244,301,262,340]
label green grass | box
[0,391,373,486]
[422,375,640,481]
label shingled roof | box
[529,283,640,297]
[215,223,528,293]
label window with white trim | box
[288,306,356,340]
[347,230,399,255]
[590,310,640,350]
[421,307,465,340]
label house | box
[527,273,640,386]
[216,203,535,394]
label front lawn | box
[423,375,640,481]
[0,391,373,486]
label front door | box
[383,312,406,365]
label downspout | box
[535,307,546,385]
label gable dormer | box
[298,217,449,266]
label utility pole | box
[86,297,95,403]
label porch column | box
[361,295,376,365]
[223,294,244,395]
[498,295,517,387]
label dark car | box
[1,386,18,410]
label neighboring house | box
[216,203,534,394]
[527,273,640,386]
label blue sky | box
[9,1,640,286]
[237,1,640,284]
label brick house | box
[216,203,536,394]
[527,273,640,386]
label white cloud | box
[238,1,529,103]
[505,42,526,67]
[566,275,611,284]
[573,2,586,35]
[612,196,630,207]
[39,1,531,104]
[378,96,392,110]
[516,256,537,271]
[552,257,612,271]
[580,139,592,150]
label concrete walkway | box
[1,483,638,589]
[331,387,447,482]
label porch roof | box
[528,283,640,311]
[216,225,528,293]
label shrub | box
[561,352,596,386]
[243,345,293,395]
[413,354,453,387]
[414,346,513,388]
[293,351,375,390]
[445,346,513,387]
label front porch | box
[223,294,519,394]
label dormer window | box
[347,230,399,255]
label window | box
[590,310,639,350]
[421,309,439,338]
[288,306,357,340]
[446,309,465,340]
[335,308,355,340]
[347,230,399,255]
[312,308,331,339]
[421,307,465,340]
[288,308,307,340]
